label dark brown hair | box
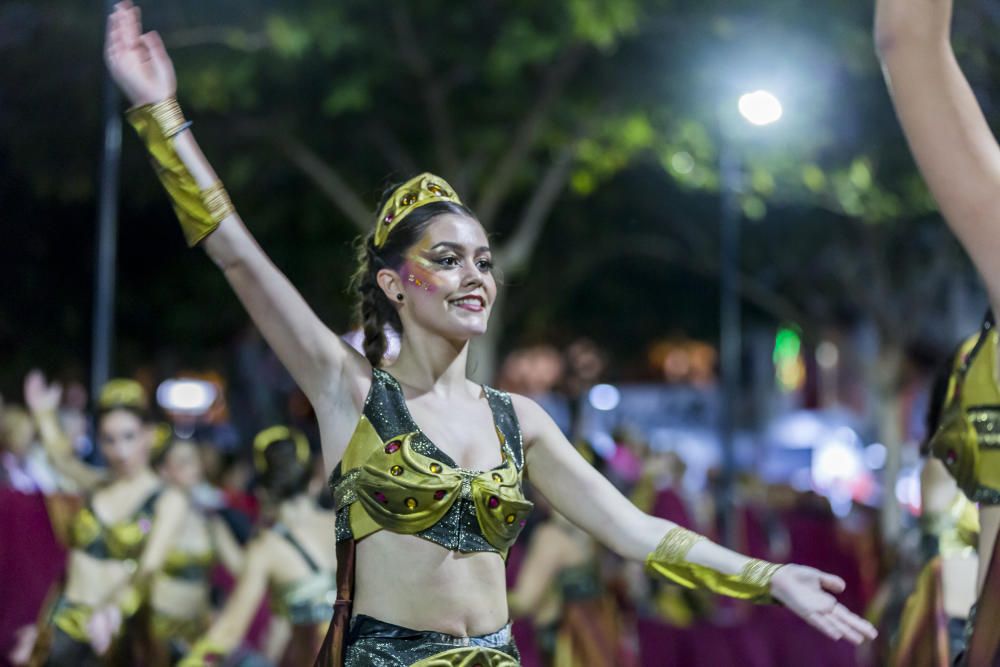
[350,182,476,368]
[258,437,312,502]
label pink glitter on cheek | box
[402,259,440,293]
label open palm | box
[770,564,877,644]
[104,0,175,107]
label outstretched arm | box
[875,0,1000,311]
[179,536,273,665]
[104,2,368,408]
[514,395,877,644]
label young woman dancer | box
[24,372,187,666]
[180,426,337,667]
[150,436,244,661]
[105,3,876,663]
[877,0,1000,662]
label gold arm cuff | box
[126,99,231,247]
[146,97,189,139]
[645,527,779,603]
[177,638,227,667]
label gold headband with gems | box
[374,173,463,248]
[253,425,310,473]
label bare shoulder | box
[155,485,189,516]
[508,393,557,446]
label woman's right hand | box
[23,370,62,415]
[105,0,176,107]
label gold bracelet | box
[741,558,783,589]
[146,98,189,139]
[202,182,235,224]
[649,526,704,564]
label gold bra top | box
[71,488,162,561]
[927,315,1000,504]
[331,369,533,557]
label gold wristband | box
[178,638,226,667]
[646,527,779,603]
[146,97,190,139]
[126,99,232,246]
[741,558,783,589]
[201,181,235,224]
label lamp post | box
[718,90,782,546]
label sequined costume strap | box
[273,522,321,572]
[484,386,525,471]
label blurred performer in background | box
[877,0,1000,663]
[150,436,244,662]
[180,426,336,667]
[890,339,980,666]
[23,372,187,667]
[104,2,876,664]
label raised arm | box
[23,370,105,491]
[875,0,1000,310]
[513,395,877,644]
[104,2,368,406]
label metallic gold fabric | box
[176,638,226,667]
[374,173,463,248]
[645,526,778,601]
[70,490,160,560]
[98,378,148,411]
[927,322,1000,503]
[51,598,93,642]
[161,548,214,582]
[126,99,233,247]
[331,369,532,556]
[410,647,519,667]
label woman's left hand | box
[86,605,123,655]
[769,564,878,644]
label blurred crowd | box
[0,339,936,667]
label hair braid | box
[351,236,402,368]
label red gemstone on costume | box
[434,490,446,500]
[946,449,958,465]
[385,441,401,454]
[519,519,527,527]
[374,492,388,504]
[384,213,394,223]
[488,496,500,509]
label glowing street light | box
[737,90,783,126]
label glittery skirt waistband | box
[344,614,520,666]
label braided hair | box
[350,182,476,368]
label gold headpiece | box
[374,173,463,248]
[253,425,310,473]
[150,422,174,459]
[98,379,148,412]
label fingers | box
[819,571,846,594]
[834,603,878,641]
[807,611,843,642]
[826,612,864,644]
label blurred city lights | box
[816,340,839,369]
[773,326,805,392]
[812,439,862,489]
[156,378,217,415]
[588,384,621,411]
[864,442,887,470]
[738,90,783,126]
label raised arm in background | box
[24,370,105,491]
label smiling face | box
[380,213,497,343]
[98,408,152,478]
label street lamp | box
[718,89,782,545]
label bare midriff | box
[151,575,210,617]
[352,530,509,637]
[64,551,134,606]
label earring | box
[396,293,404,302]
